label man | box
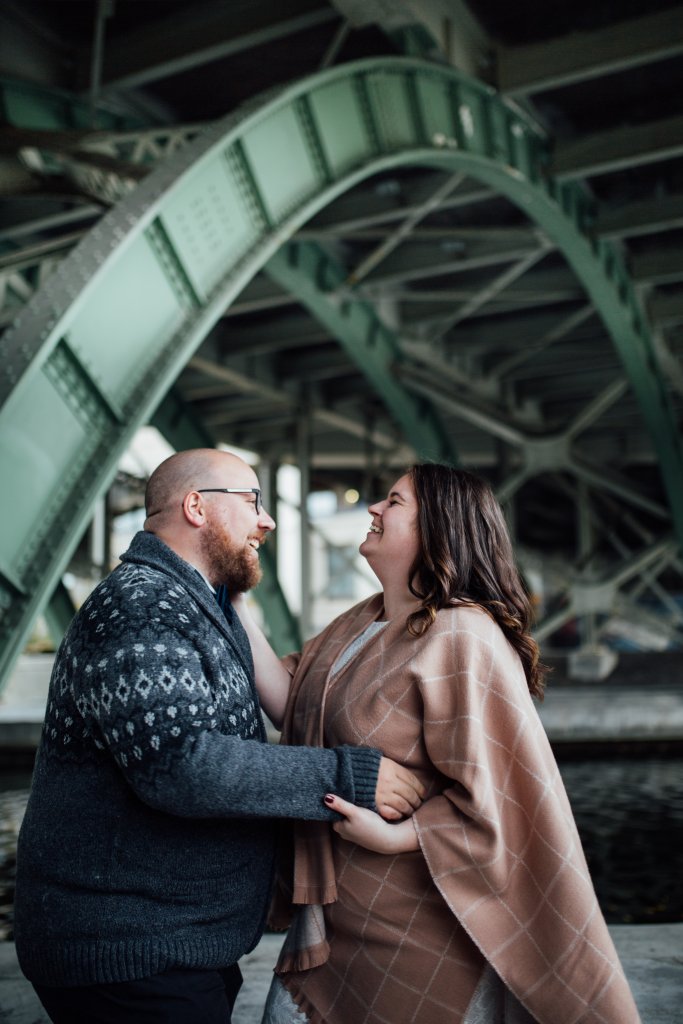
[14,448,424,1024]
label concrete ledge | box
[609,924,683,1024]
[1,925,681,1023]
[3,653,683,747]
[538,685,683,743]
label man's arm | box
[230,593,425,818]
[128,730,423,823]
[88,633,422,823]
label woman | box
[234,465,641,1024]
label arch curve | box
[1,56,681,687]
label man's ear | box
[181,490,207,528]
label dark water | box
[1,758,682,940]
[0,770,29,942]
[559,757,683,924]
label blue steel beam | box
[0,57,682,691]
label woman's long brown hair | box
[406,465,547,700]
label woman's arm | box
[324,793,420,853]
[231,592,292,729]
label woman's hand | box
[324,794,420,854]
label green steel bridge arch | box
[1,55,682,690]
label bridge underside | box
[1,1,683,689]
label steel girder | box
[265,242,456,465]
[0,75,149,133]
[0,56,682,690]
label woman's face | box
[359,473,421,583]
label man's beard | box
[200,520,262,592]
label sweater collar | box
[120,531,252,677]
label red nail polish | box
[324,794,334,804]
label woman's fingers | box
[325,794,385,849]
[324,794,420,854]
[324,793,354,817]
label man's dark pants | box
[33,964,243,1023]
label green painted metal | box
[1,56,682,692]
[44,581,76,647]
[265,242,456,464]
[39,388,300,661]
[0,76,148,132]
[151,390,301,655]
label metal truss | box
[265,241,457,464]
[1,56,682,689]
[529,476,683,650]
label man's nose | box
[258,508,276,531]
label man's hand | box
[375,757,425,821]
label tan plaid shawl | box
[274,595,641,1024]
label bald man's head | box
[144,449,250,527]
[142,448,274,589]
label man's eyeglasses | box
[197,488,262,514]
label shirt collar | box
[190,564,216,594]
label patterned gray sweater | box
[14,531,381,987]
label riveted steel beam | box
[0,204,101,243]
[0,76,148,133]
[1,56,682,692]
[596,193,683,242]
[265,242,456,464]
[44,580,76,648]
[498,8,683,97]
[89,2,339,92]
[553,113,683,181]
[533,537,680,642]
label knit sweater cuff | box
[344,745,382,810]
